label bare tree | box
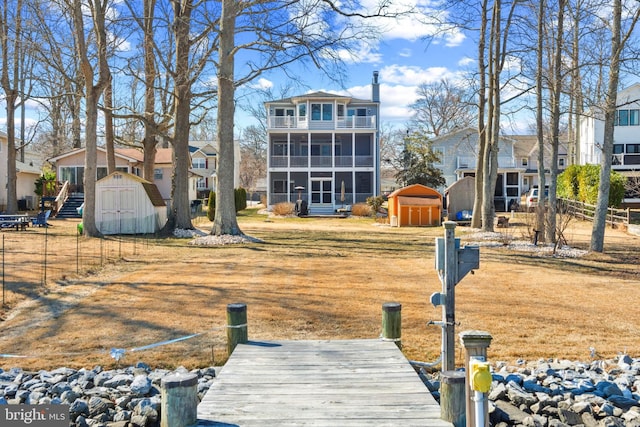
[591,0,640,252]
[0,0,34,213]
[238,125,267,200]
[29,0,84,157]
[409,79,476,137]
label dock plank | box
[197,339,453,426]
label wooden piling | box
[440,370,466,427]
[161,373,198,427]
[227,303,248,355]
[381,302,401,348]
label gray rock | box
[608,394,639,409]
[558,408,583,425]
[507,380,538,408]
[103,373,133,388]
[130,375,152,396]
[129,414,147,427]
[88,396,113,418]
[70,398,90,418]
[598,416,625,427]
[494,399,532,424]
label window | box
[192,158,206,169]
[298,104,306,118]
[154,168,163,180]
[627,144,640,154]
[617,110,629,126]
[272,180,287,193]
[613,144,624,154]
[337,104,345,117]
[616,109,640,126]
[348,108,367,117]
[521,158,528,167]
[197,177,207,189]
[311,103,333,121]
[272,142,288,156]
[559,158,565,167]
[275,108,294,117]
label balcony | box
[457,155,517,169]
[268,115,376,130]
[612,153,640,168]
[270,155,373,169]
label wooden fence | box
[559,198,640,226]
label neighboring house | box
[48,146,203,207]
[579,83,640,207]
[265,71,381,215]
[188,140,241,197]
[431,128,567,211]
[0,131,43,211]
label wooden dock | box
[197,339,453,426]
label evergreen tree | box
[393,131,446,189]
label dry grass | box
[1,212,639,372]
[272,202,295,216]
[350,203,372,217]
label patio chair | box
[32,210,51,227]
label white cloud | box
[248,78,274,90]
[458,57,475,67]
[398,48,412,58]
[380,64,453,85]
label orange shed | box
[387,184,443,227]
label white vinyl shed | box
[96,172,167,235]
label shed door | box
[101,186,136,234]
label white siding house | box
[432,128,567,211]
[265,72,381,215]
[578,83,640,206]
[0,131,42,211]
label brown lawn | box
[1,211,639,371]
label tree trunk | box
[164,0,194,232]
[212,0,242,236]
[481,0,501,233]
[104,76,116,174]
[142,0,158,183]
[471,0,489,230]
[535,0,546,241]
[83,90,100,237]
[547,0,565,244]
[590,0,622,252]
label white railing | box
[457,156,517,169]
[267,115,376,130]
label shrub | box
[558,164,626,207]
[272,202,295,216]
[207,191,216,221]
[366,195,385,214]
[351,203,372,217]
[235,187,247,212]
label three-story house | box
[265,72,381,215]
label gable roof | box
[48,146,174,165]
[267,91,373,105]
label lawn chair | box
[32,210,51,227]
